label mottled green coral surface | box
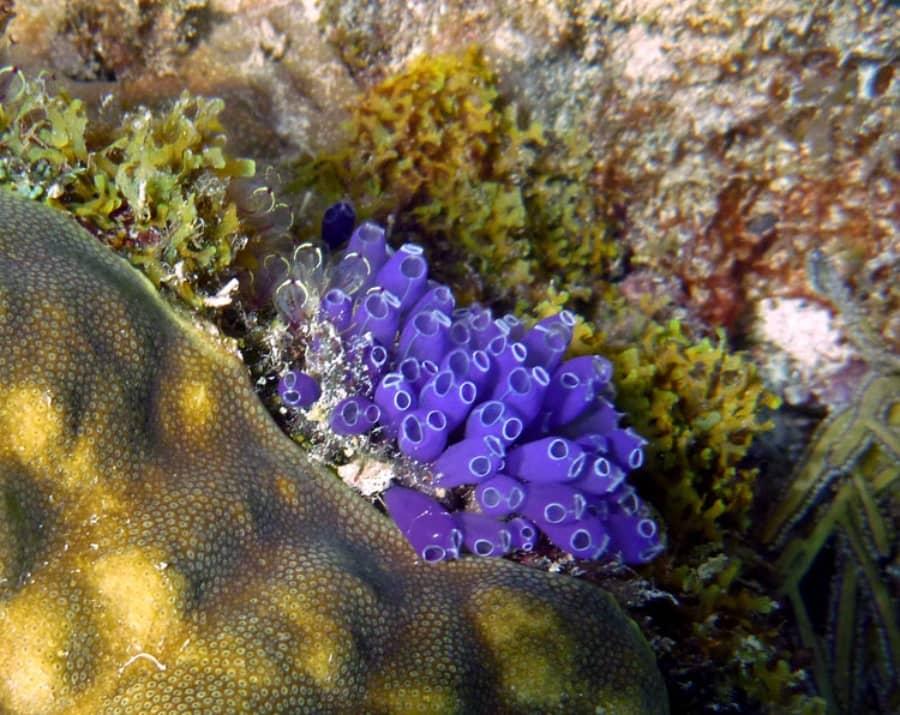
[0,189,667,714]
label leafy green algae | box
[293,47,614,303]
[0,67,254,308]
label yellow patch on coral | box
[85,548,187,655]
[0,587,71,713]
[471,587,573,708]
[367,681,459,715]
[0,386,64,464]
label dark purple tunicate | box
[607,426,647,471]
[413,359,439,392]
[383,486,462,562]
[487,336,527,385]
[398,409,449,462]
[571,455,626,495]
[522,321,570,373]
[448,319,473,349]
[362,342,389,384]
[432,436,504,487]
[474,474,527,517]
[507,516,538,551]
[374,372,417,432]
[351,289,401,345]
[457,512,512,557]
[520,483,587,526]
[573,432,609,454]
[347,221,388,273]
[609,483,641,516]
[464,400,524,446]
[562,397,622,437]
[491,366,550,426]
[542,369,596,429]
[329,395,381,436]
[419,371,477,431]
[277,369,321,409]
[506,437,586,483]
[541,515,610,560]
[398,310,451,363]
[319,287,353,332]
[321,200,356,249]
[555,355,612,389]
[397,357,421,385]
[409,283,455,318]
[375,244,428,313]
[499,313,525,341]
[606,513,662,564]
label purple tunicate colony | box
[273,203,663,565]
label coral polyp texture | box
[0,189,668,714]
[270,205,662,566]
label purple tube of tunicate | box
[329,395,381,436]
[277,369,321,409]
[374,372,417,432]
[398,310,451,363]
[505,436,586,483]
[464,400,524,446]
[397,409,449,463]
[351,289,402,345]
[347,221,388,273]
[474,473,527,517]
[375,244,428,314]
[571,454,626,495]
[522,320,570,373]
[432,436,504,487]
[419,371,478,431]
[520,483,587,526]
[319,287,354,332]
[408,282,455,318]
[383,486,462,562]
[507,516,538,552]
[606,426,647,471]
[542,369,596,429]
[490,366,549,426]
[606,513,663,564]
[457,512,512,557]
[541,514,610,560]
[561,396,622,438]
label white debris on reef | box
[337,456,396,497]
[753,297,856,405]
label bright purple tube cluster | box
[274,206,663,565]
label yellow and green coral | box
[0,67,254,307]
[295,47,614,302]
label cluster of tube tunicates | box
[274,202,663,565]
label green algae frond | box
[0,67,254,308]
[295,47,614,303]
